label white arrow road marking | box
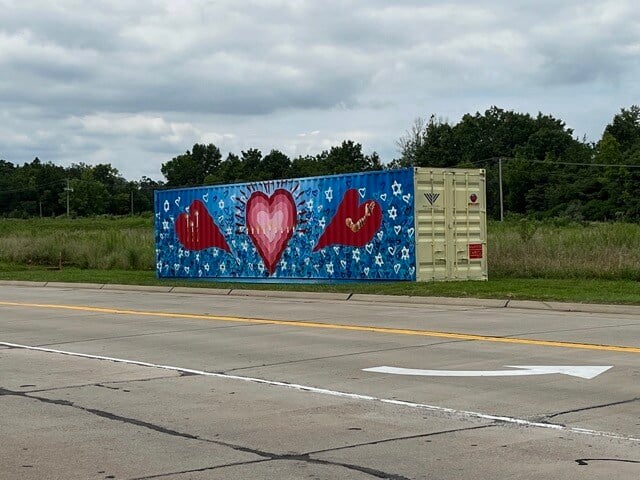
[363,365,613,379]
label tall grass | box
[489,220,640,280]
[1,216,639,279]
[0,216,154,270]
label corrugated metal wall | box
[413,168,488,281]
[154,169,416,281]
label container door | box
[414,169,449,281]
[414,168,487,281]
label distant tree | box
[0,159,17,215]
[240,148,263,181]
[317,140,382,174]
[261,149,291,179]
[161,143,222,186]
[397,107,587,219]
[289,155,323,178]
[59,167,109,216]
[396,117,429,167]
[397,115,465,168]
[89,164,132,214]
[135,176,163,213]
[604,105,640,152]
[207,153,244,184]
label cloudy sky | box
[1,1,638,181]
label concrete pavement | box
[1,284,639,479]
[1,279,640,315]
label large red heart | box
[246,189,297,274]
[175,200,230,252]
[314,189,382,251]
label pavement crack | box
[1,387,411,480]
[127,459,272,479]
[33,324,259,348]
[0,387,202,442]
[306,424,493,456]
[507,321,640,339]
[129,456,410,480]
[224,339,469,373]
[12,375,179,394]
[536,397,640,423]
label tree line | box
[0,160,160,218]
[393,105,640,222]
[1,105,638,221]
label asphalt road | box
[1,285,639,479]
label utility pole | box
[499,158,504,221]
[65,179,74,217]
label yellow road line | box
[1,300,639,354]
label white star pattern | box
[219,263,226,273]
[326,262,334,275]
[241,240,249,251]
[387,206,397,220]
[218,200,225,209]
[401,247,410,260]
[280,259,287,270]
[391,180,402,196]
[308,198,314,210]
[352,249,361,263]
[226,227,233,236]
[204,263,210,272]
[319,217,326,228]
[325,187,333,202]
[162,220,169,230]
[375,254,384,267]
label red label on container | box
[468,243,483,259]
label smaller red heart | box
[175,200,230,252]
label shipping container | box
[154,167,487,282]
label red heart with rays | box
[246,189,297,274]
[314,189,382,251]
[175,200,230,252]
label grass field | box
[490,219,640,280]
[1,216,639,303]
[0,216,152,270]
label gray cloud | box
[0,0,638,179]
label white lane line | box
[2,341,639,444]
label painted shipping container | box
[154,168,487,282]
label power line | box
[525,159,640,168]
[0,178,68,194]
[473,157,640,169]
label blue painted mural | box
[154,168,416,281]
